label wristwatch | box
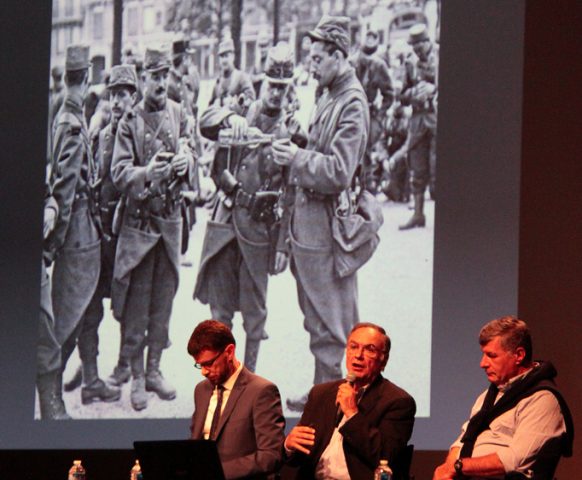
[454,458,464,476]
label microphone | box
[335,372,357,425]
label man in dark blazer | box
[284,322,416,480]
[188,320,285,479]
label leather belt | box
[297,187,330,201]
[235,189,255,209]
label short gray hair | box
[479,316,532,362]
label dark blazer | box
[286,375,416,480]
[190,367,285,480]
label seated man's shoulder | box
[378,378,416,407]
[245,370,280,393]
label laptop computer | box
[133,439,226,480]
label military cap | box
[65,45,91,71]
[108,64,138,90]
[51,65,64,78]
[408,23,430,45]
[264,42,294,84]
[172,39,195,57]
[144,45,171,72]
[218,38,235,56]
[307,15,351,57]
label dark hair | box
[321,41,346,58]
[349,322,391,357]
[65,69,88,87]
[479,316,533,362]
[187,320,236,357]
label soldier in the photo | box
[48,65,65,129]
[194,42,306,373]
[250,32,271,97]
[45,44,102,416]
[168,39,196,117]
[399,23,438,229]
[271,16,370,412]
[74,65,140,403]
[37,193,70,420]
[209,38,256,116]
[110,45,195,411]
[351,29,394,193]
[381,99,410,202]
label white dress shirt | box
[202,361,243,440]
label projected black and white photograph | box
[37,0,441,420]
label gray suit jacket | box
[190,367,285,479]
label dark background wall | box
[0,0,580,479]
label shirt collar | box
[64,91,84,113]
[221,360,243,392]
[328,66,357,97]
[498,362,538,393]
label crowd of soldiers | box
[38,20,438,419]
[349,23,438,230]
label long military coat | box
[110,98,193,318]
[48,91,101,345]
[92,122,121,297]
[287,67,369,345]
[193,99,297,310]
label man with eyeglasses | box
[188,320,285,480]
[283,322,416,480]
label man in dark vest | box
[433,316,574,480]
[194,42,306,372]
[46,44,102,417]
[272,15,370,412]
[111,44,195,411]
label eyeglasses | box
[194,348,226,370]
[347,342,384,359]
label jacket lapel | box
[214,367,250,440]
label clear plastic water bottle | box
[130,459,143,480]
[67,460,86,480]
[373,459,393,480]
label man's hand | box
[286,116,302,137]
[433,448,459,480]
[415,81,436,102]
[273,252,288,274]
[227,114,248,140]
[43,206,57,239]
[272,138,298,167]
[336,382,358,419]
[172,152,190,176]
[146,151,173,182]
[284,425,316,455]
[432,463,456,480]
